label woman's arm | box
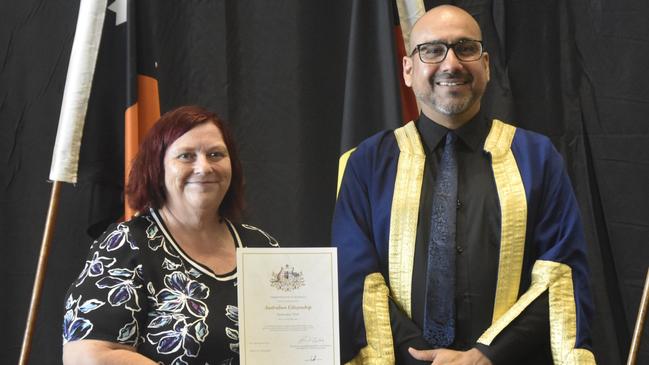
[63,340,157,365]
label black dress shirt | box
[389,112,552,365]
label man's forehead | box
[410,8,482,44]
[411,29,481,47]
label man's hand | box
[408,347,493,365]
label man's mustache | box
[432,72,473,83]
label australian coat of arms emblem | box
[270,264,305,291]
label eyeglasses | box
[410,40,484,64]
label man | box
[333,5,595,365]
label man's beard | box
[414,87,478,116]
[431,91,477,115]
[414,71,481,116]
[430,71,478,115]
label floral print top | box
[63,208,278,365]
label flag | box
[49,0,108,183]
[79,0,161,235]
[119,0,160,219]
[337,0,421,193]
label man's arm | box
[408,347,492,365]
[389,299,430,365]
[333,142,394,363]
[475,292,550,364]
[476,137,595,364]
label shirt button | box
[456,246,464,254]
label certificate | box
[237,247,340,365]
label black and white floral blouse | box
[63,208,278,365]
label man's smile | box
[436,80,469,86]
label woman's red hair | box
[125,105,244,221]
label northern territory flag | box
[120,0,160,219]
[82,0,160,235]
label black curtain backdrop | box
[0,1,647,364]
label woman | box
[62,106,278,364]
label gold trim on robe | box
[346,273,395,365]
[483,119,528,322]
[478,260,596,365]
[389,121,425,317]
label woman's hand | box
[408,347,493,365]
[63,339,158,365]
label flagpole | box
[627,267,649,365]
[18,181,62,365]
[18,0,107,362]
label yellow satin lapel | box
[483,119,528,322]
[389,121,424,317]
[346,273,395,365]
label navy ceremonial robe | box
[332,120,595,364]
